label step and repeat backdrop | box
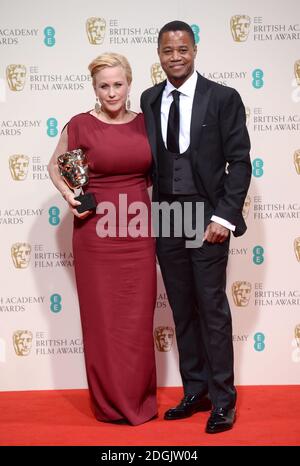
[1,0,300,390]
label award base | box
[74,192,97,213]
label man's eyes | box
[163,49,188,54]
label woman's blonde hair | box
[88,53,132,86]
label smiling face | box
[158,30,197,88]
[93,65,130,116]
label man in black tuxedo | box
[141,21,251,433]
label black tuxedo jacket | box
[140,72,251,237]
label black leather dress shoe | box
[164,393,211,420]
[205,407,236,433]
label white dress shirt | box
[161,71,235,232]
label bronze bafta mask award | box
[57,149,97,213]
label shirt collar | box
[165,70,197,98]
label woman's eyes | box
[100,83,122,89]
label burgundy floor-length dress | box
[67,112,157,425]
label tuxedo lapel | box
[143,82,165,166]
[190,74,212,153]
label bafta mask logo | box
[242,195,251,219]
[245,106,250,126]
[230,15,251,42]
[86,17,106,45]
[6,64,26,91]
[13,330,33,356]
[294,60,300,85]
[11,243,31,269]
[294,149,300,175]
[0,338,5,363]
[151,63,166,85]
[9,155,30,181]
[295,324,300,348]
[294,237,300,262]
[154,326,174,352]
[232,281,252,307]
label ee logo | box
[252,158,264,177]
[44,27,56,47]
[252,68,264,89]
[190,24,200,44]
[253,245,264,265]
[47,118,58,137]
[50,294,62,313]
[49,206,60,225]
[254,332,265,351]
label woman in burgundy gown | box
[48,53,157,425]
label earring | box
[126,95,131,111]
[95,97,101,114]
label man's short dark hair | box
[158,21,195,47]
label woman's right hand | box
[63,191,92,219]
